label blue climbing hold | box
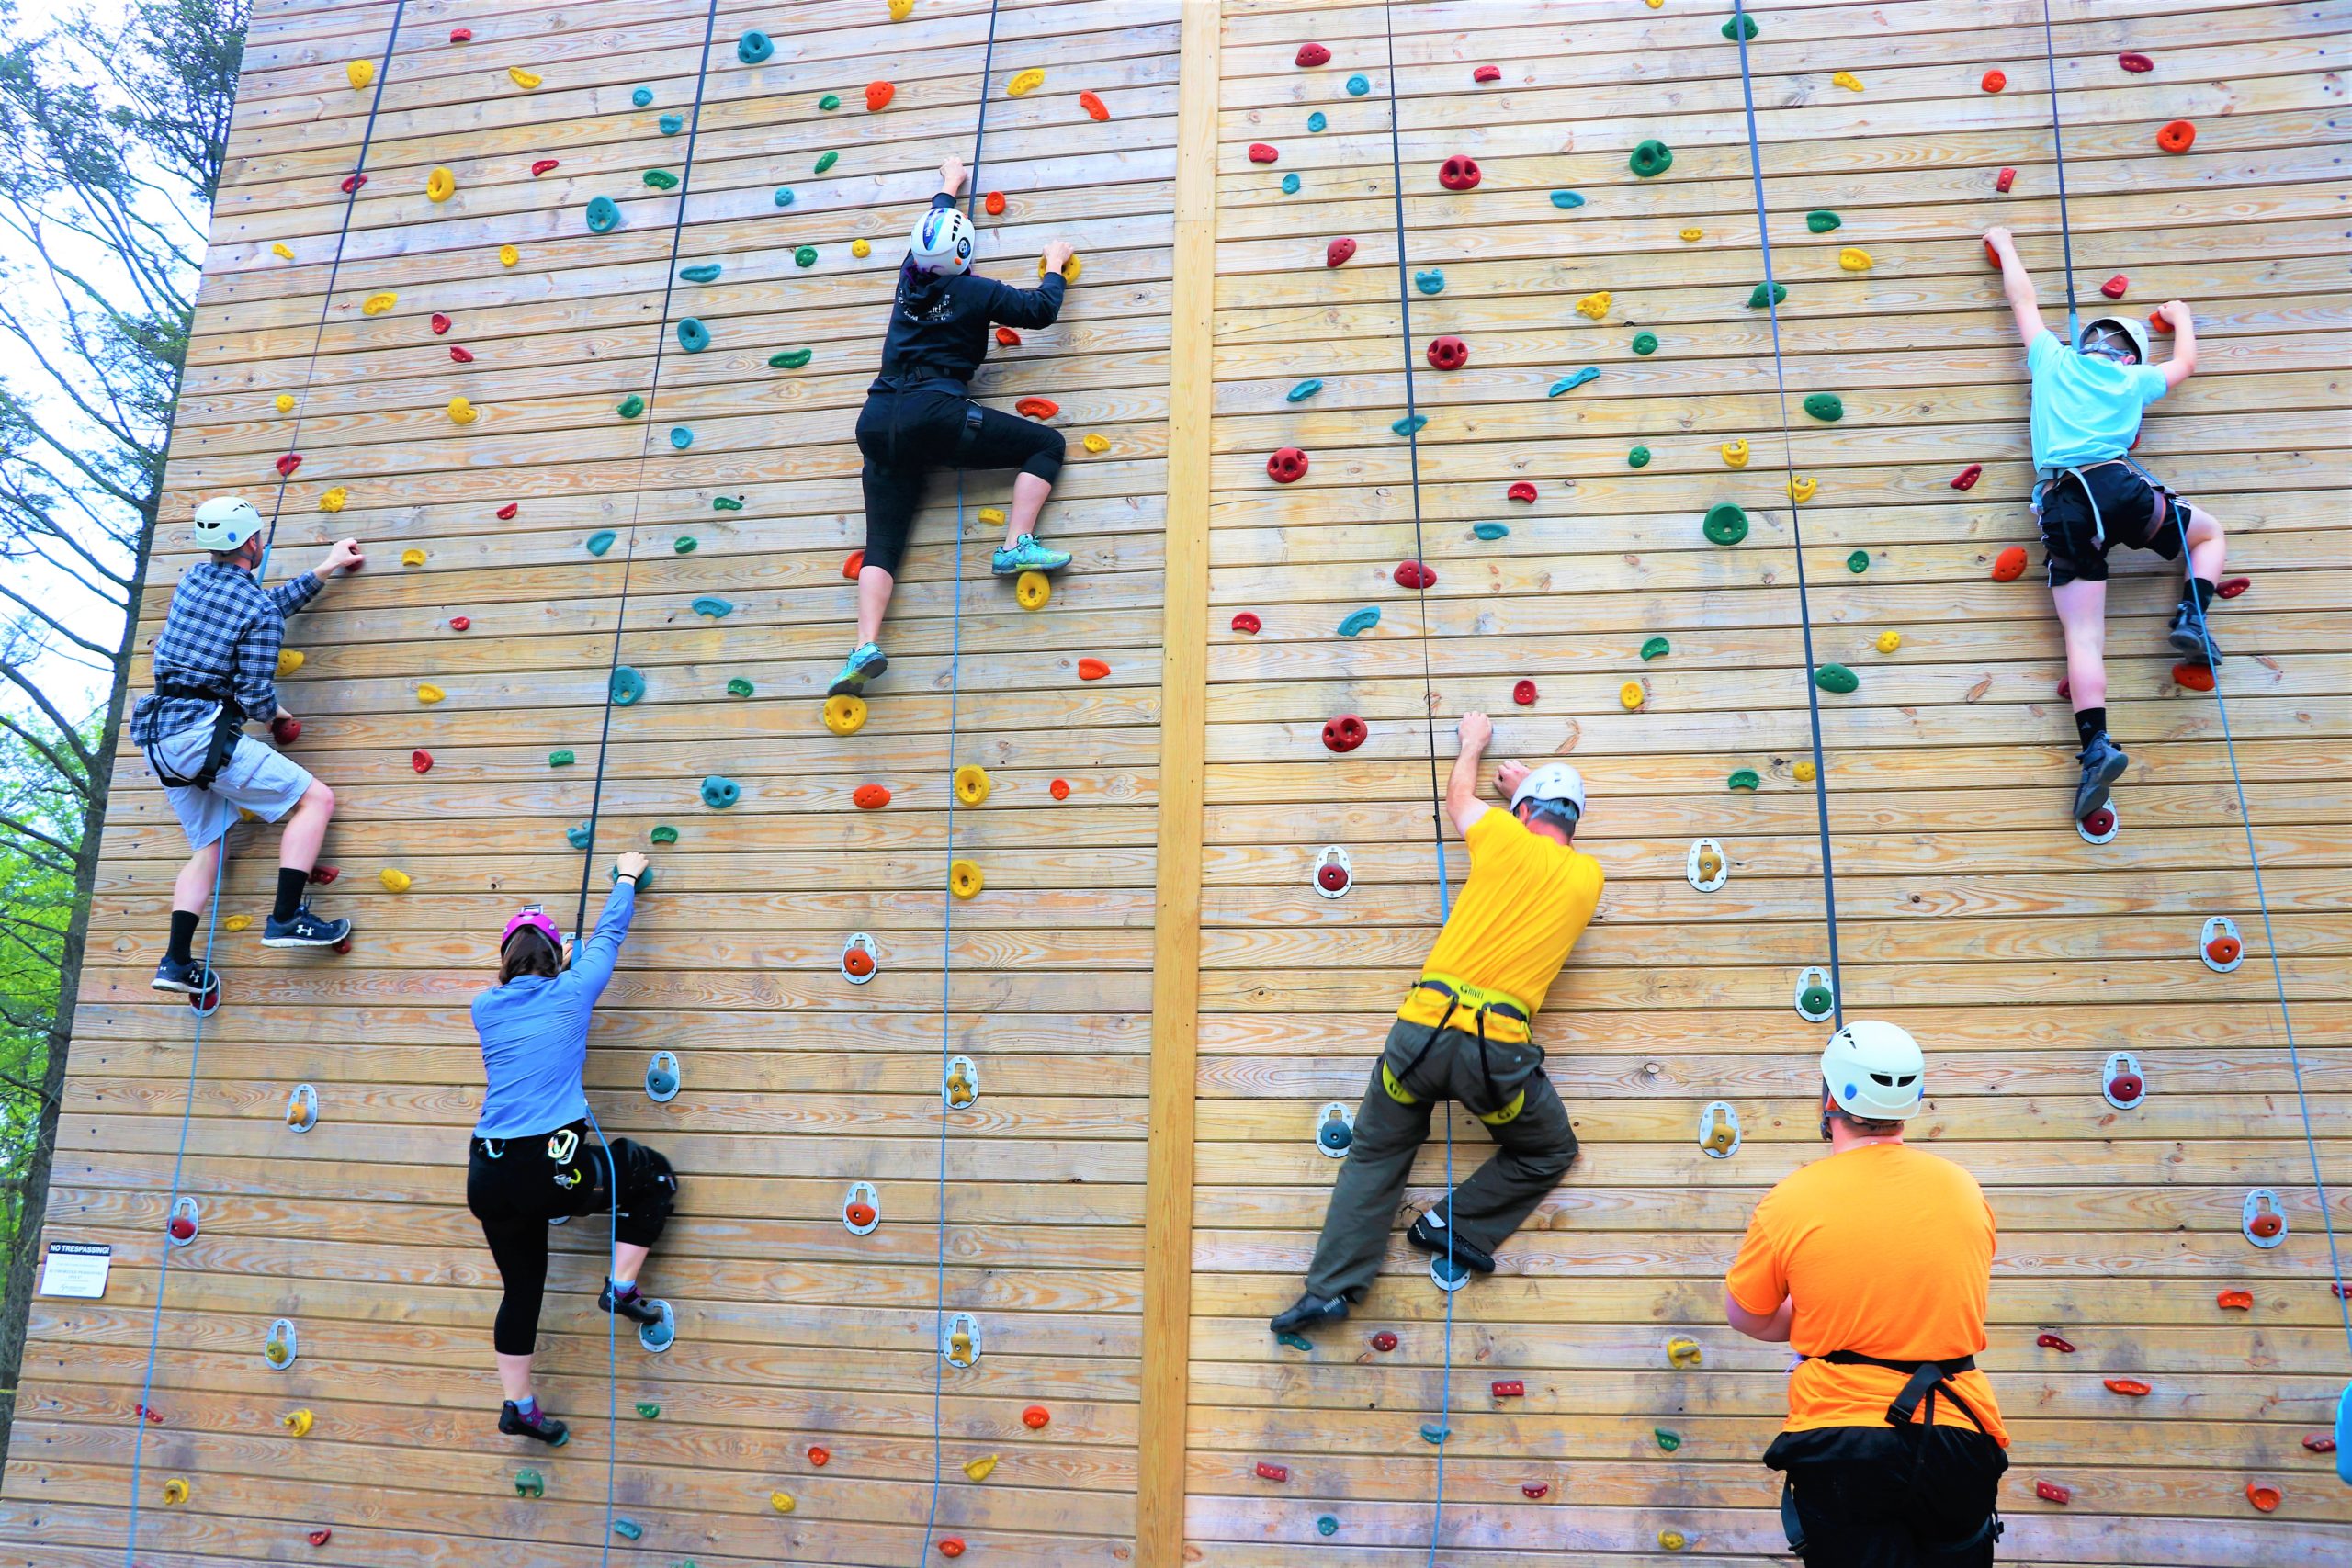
[1307,111,1327,132]
[1551,190,1585,209]
[610,667,645,705]
[1281,173,1301,195]
[631,86,652,107]
[737,29,773,64]
[1549,367,1600,397]
[692,596,733,619]
[676,318,710,353]
[679,264,720,283]
[585,197,620,233]
[1474,522,1509,540]
[1317,1516,1340,1537]
[669,427,693,449]
[612,1519,643,1542]
[1414,268,1444,295]
[659,114,683,135]
[585,530,616,557]
[773,186,795,207]
[1420,1424,1450,1446]
[1347,73,1370,95]
[1393,413,1428,437]
[1286,378,1323,402]
[1338,606,1381,637]
[700,775,740,809]
[565,823,593,850]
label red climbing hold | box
[168,1213,196,1241]
[340,173,366,195]
[1394,560,1436,590]
[1254,1461,1290,1483]
[1513,680,1536,706]
[854,784,892,809]
[1508,481,1537,503]
[1438,154,1481,191]
[984,190,1006,215]
[531,159,558,176]
[2081,806,2115,838]
[2246,1483,2281,1514]
[2307,1434,2339,1453]
[412,750,433,774]
[1295,43,1330,67]
[1022,1405,1050,1428]
[867,81,896,112]
[843,549,866,579]
[2216,1288,2254,1311]
[1984,237,2004,271]
[448,27,471,41]
[1325,237,1357,267]
[844,1197,877,1225]
[2035,1482,2071,1505]
[1426,335,1468,370]
[2211,931,2248,973]
[1981,69,2007,93]
[1951,463,1984,491]
[308,1528,332,1546]
[1317,861,1348,893]
[804,1445,831,1467]
[1249,143,1279,164]
[1521,1483,1549,1499]
[1079,90,1108,121]
[2118,51,2154,73]
[271,715,301,746]
[1370,1330,1398,1352]
[1996,166,2016,193]
[2157,119,2196,152]
[2216,575,2249,599]
[938,1541,965,1559]
[2056,678,2071,702]
[431,313,451,333]
[496,502,519,520]
[1474,64,1501,83]
[1078,658,1109,681]
[276,453,302,478]
[1991,546,2028,581]
[2036,1332,2076,1353]
[2103,1377,2151,1397]
[1014,397,1059,420]
[449,345,474,363]
[2100,275,2130,300]
[312,865,340,885]
[1321,715,1367,753]
[2172,662,2215,692]
[996,327,1021,346]
[1231,612,1262,634]
[449,616,470,632]
[1267,447,1309,484]
[135,1404,164,1423]
[1049,778,1070,800]
[1491,1380,1524,1398]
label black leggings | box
[855,389,1065,577]
[467,1124,677,1355]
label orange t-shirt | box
[1727,1141,2008,1446]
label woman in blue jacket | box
[468,852,678,1446]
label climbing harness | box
[1777,1352,2005,1554]
[1385,978,1535,1127]
[139,682,244,791]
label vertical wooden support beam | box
[1138,3,1219,1562]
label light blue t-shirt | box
[471,879,636,1138]
[2027,330,2166,471]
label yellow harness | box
[1385,974,1535,1125]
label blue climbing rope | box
[2036,0,2083,344]
[1728,1,1844,1026]
[920,4,1003,1558]
[118,7,407,1561]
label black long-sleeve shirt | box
[870,194,1065,391]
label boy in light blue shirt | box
[1985,226,2226,823]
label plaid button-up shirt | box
[129,560,323,748]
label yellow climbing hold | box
[1794,759,1817,783]
[275,393,295,413]
[508,66,542,90]
[361,292,396,315]
[282,1408,313,1437]
[978,508,1006,526]
[851,237,871,258]
[1787,475,1817,502]
[1040,253,1081,282]
[1721,438,1750,468]
[1876,629,1902,653]
[448,396,479,424]
[1667,1336,1703,1369]
[271,243,294,260]
[1659,1530,1689,1551]
[950,859,984,898]
[1620,681,1645,711]
[401,547,426,567]
[277,649,305,676]
[1679,227,1703,242]
[1832,71,1863,91]
[417,682,445,704]
[1838,247,1871,272]
[223,914,251,931]
[320,486,347,513]
[770,1490,797,1514]
[379,868,412,892]
[1576,290,1611,321]
[888,0,913,16]
[345,60,373,90]
[963,1455,1000,1482]
[499,243,519,267]
[163,1479,188,1505]
[1006,67,1046,97]
[954,764,992,806]
[824,694,868,736]
[427,166,456,202]
[1082,433,1109,454]
[1016,570,1050,610]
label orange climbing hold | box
[2173,662,2215,692]
[866,81,895,111]
[1981,69,2007,92]
[1022,1405,1050,1428]
[996,327,1021,345]
[843,549,865,578]
[2245,1482,2281,1513]
[1049,778,1070,800]
[984,190,1006,215]
[1015,397,1059,419]
[2217,1288,2254,1311]
[2103,1378,2151,1397]
[1080,90,1108,120]
[1078,658,1109,681]
[808,1445,831,1466]
[854,784,891,809]
[1249,143,1278,164]
[2157,119,2196,152]
[938,1541,965,1558]
[1991,547,2028,581]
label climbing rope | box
[118,7,408,1561]
[2036,0,2084,345]
[1728,1,1844,1025]
[919,3,1003,1558]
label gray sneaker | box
[989,534,1071,577]
[2073,735,2129,822]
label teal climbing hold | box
[673,536,697,554]
[713,496,745,511]
[1655,1427,1683,1452]
[676,318,710,353]
[770,348,813,369]
[1317,1515,1340,1536]
[737,29,772,64]
[794,245,818,267]
[631,86,653,107]
[658,114,683,135]
[692,596,733,619]
[1474,522,1509,540]
[650,825,679,844]
[1728,768,1760,791]
[610,667,645,705]
[549,750,575,767]
[1703,502,1749,545]
[586,530,616,556]
[1806,210,1841,233]
[1628,446,1652,468]
[1549,367,1600,397]
[613,863,650,891]
[1632,332,1658,355]
[617,395,645,419]
[679,264,721,283]
[1804,392,1844,423]
[1723,13,1758,39]
[669,427,693,449]
[726,677,753,697]
[1347,73,1370,95]
[642,169,679,191]
[1281,173,1301,195]
[773,186,795,207]
[1392,413,1428,437]
[1641,636,1670,660]
[1420,1424,1450,1446]
[1338,606,1381,637]
[1630,140,1674,177]
[612,1520,642,1542]
[814,151,838,174]
[1748,282,1788,309]
[1277,1331,1314,1352]
[1307,111,1327,132]
[1847,549,1870,573]
[1414,268,1444,295]
[1551,190,1585,209]
[566,823,593,850]
[700,775,740,809]
[818,93,841,111]
[1286,378,1323,402]
[586,197,620,233]
[1815,663,1859,694]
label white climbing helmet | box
[2078,315,2152,366]
[191,496,265,552]
[1510,762,1586,827]
[1820,1019,1926,1122]
[908,204,976,275]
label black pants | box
[467,1124,677,1355]
[854,389,1065,577]
[1767,1426,2008,1568]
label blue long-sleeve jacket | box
[470,880,637,1139]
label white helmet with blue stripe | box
[1821,1019,1925,1122]
[909,204,976,275]
[191,496,265,552]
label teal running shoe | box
[990,533,1071,577]
[827,642,888,696]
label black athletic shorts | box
[854,390,1066,577]
[2033,460,2188,588]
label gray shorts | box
[144,715,314,851]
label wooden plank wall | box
[1184,1,2350,1565]
[4,0,1180,1563]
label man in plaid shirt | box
[130,496,365,992]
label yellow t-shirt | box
[1396,807,1603,1040]
[1727,1141,2009,1447]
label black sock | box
[2183,576,2217,611]
[167,909,198,965]
[2075,707,2108,749]
[273,866,310,922]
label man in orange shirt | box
[1726,1021,2009,1566]
[1271,712,1603,1336]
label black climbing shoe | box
[1407,1209,1496,1277]
[151,954,215,994]
[499,1401,570,1447]
[599,1278,663,1326]
[262,904,350,949]
[2073,734,2130,823]
[1268,1292,1350,1337]
[2166,601,2222,668]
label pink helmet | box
[502,905,562,952]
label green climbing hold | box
[679,264,721,283]
[701,775,740,809]
[1474,522,1509,540]
[1628,446,1652,468]
[1728,769,1760,792]
[1806,210,1841,233]
[617,395,645,420]
[676,318,710,353]
[1748,282,1788,310]
[770,348,813,369]
[586,197,620,233]
[1277,1331,1315,1352]
[636,1401,661,1419]
[1655,1427,1683,1452]
[650,825,679,844]
[692,596,733,619]
[614,863,651,892]
[1286,378,1323,402]
[673,536,697,554]
[514,1468,544,1499]
[1630,140,1674,178]
[658,114,683,135]
[610,667,645,705]
[814,151,837,175]
[1804,392,1844,423]
[669,427,693,450]
[1280,173,1301,195]
[1703,502,1749,546]
[737,29,772,64]
[1847,549,1870,573]
[1632,332,1658,355]
[1641,636,1670,660]
[773,186,795,207]
[565,823,593,850]
[726,678,753,697]
[1393,413,1428,437]
[1551,190,1586,209]
[713,496,745,511]
[1338,606,1381,637]
[1347,74,1370,96]
[818,93,841,111]
[631,87,653,107]
[549,750,576,767]
[1814,663,1859,694]
[1549,367,1600,397]
[1723,13,1758,40]
[585,530,617,556]
[794,245,818,267]
[1414,268,1444,295]
[1307,111,1327,132]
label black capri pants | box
[854,389,1065,577]
[467,1122,677,1356]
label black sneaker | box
[2073,734,2130,822]
[599,1278,662,1326]
[498,1401,569,1447]
[151,954,215,994]
[1407,1209,1496,1276]
[262,905,351,949]
[2166,601,2222,668]
[1269,1292,1350,1336]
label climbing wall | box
[3,1,1181,1563]
[1182,1,2352,1563]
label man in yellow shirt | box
[1272,712,1603,1336]
[1726,1021,2009,1566]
